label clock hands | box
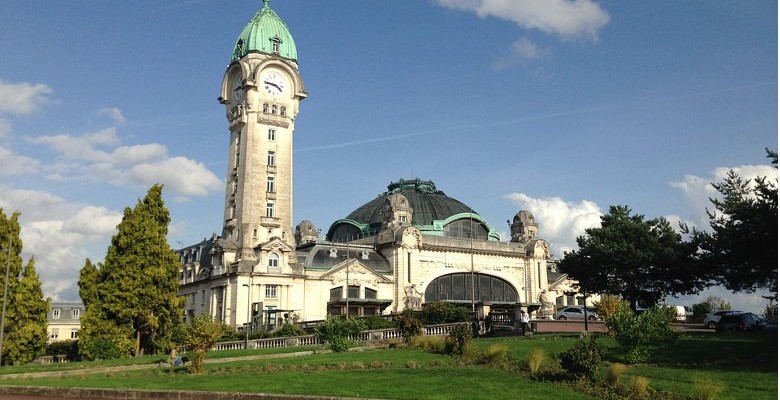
[264,80,282,92]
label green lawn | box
[1,333,776,400]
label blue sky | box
[1,1,776,312]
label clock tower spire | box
[219,1,306,272]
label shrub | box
[691,374,725,400]
[484,344,509,366]
[631,376,649,397]
[273,323,307,337]
[559,334,604,381]
[444,323,473,356]
[605,301,678,363]
[594,294,623,323]
[606,362,628,387]
[409,335,445,353]
[45,339,79,361]
[183,315,225,373]
[527,347,546,374]
[314,316,366,352]
[395,309,423,342]
[419,302,471,324]
[361,315,396,330]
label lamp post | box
[0,242,12,367]
[242,282,251,349]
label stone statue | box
[538,290,555,318]
[404,285,422,310]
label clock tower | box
[219,0,306,271]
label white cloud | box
[97,107,127,125]
[670,164,777,230]
[27,130,223,198]
[504,192,602,257]
[0,146,42,175]
[0,185,123,301]
[435,0,610,41]
[128,156,223,197]
[0,80,53,115]
[493,37,550,69]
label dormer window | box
[271,38,281,54]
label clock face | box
[262,71,285,96]
[232,75,244,102]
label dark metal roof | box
[345,179,477,227]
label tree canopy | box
[558,205,699,309]
[79,185,182,359]
[691,149,778,296]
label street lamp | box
[0,241,12,367]
[242,282,251,349]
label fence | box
[211,322,465,352]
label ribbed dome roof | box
[231,0,297,62]
[345,179,478,227]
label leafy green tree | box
[559,206,699,309]
[690,149,778,296]
[79,185,183,359]
[3,258,50,364]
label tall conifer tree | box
[5,258,50,364]
[0,209,49,365]
[79,185,182,358]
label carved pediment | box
[256,237,295,253]
[322,259,393,286]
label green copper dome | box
[326,179,501,242]
[231,0,297,62]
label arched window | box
[443,219,488,240]
[268,253,279,269]
[424,273,517,303]
[271,105,278,115]
[280,106,286,117]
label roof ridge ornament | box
[263,0,270,8]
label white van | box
[673,305,692,322]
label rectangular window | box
[71,330,79,339]
[266,202,275,218]
[265,285,278,298]
[53,309,61,319]
[268,129,276,141]
[267,177,275,193]
[267,151,275,167]
[72,309,80,318]
[347,285,360,299]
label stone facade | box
[177,2,579,331]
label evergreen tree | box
[691,149,778,296]
[0,210,23,366]
[4,258,50,364]
[78,185,182,359]
[0,210,49,365]
[78,258,99,308]
[559,206,700,309]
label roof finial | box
[263,0,270,7]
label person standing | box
[520,309,531,336]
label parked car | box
[715,312,767,332]
[555,306,599,321]
[703,310,740,329]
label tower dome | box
[231,0,298,62]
